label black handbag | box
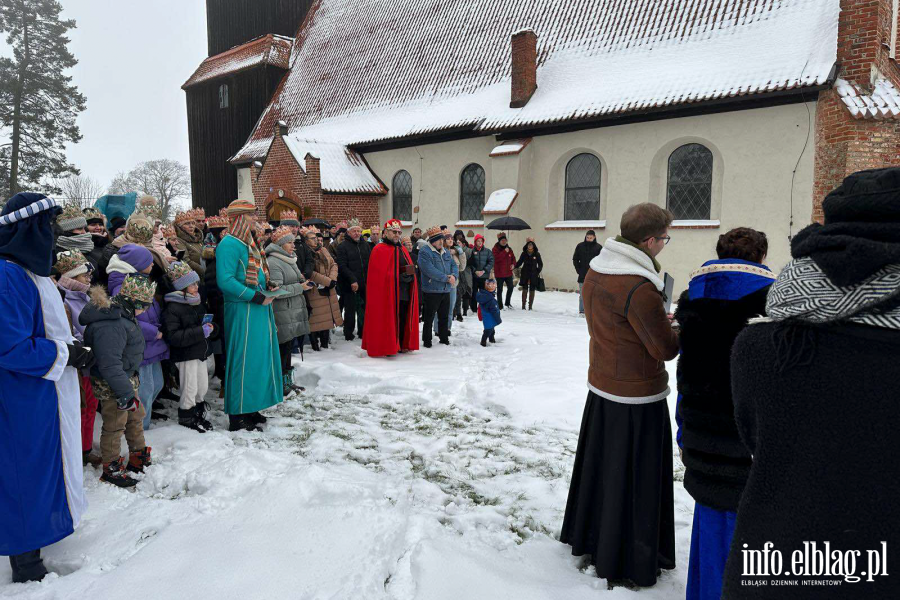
[537,275,546,292]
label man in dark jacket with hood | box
[572,230,602,315]
[335,219,371,341]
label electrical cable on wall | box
[789,59,813,242]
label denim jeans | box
[138,361,164,430]
[434,287,457,332]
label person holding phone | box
[216,200,283,432]
[265,226,313,396]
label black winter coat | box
[722,322,900,599]
[335,236,372,293]
[674,286,768,512]
[80,289,145,401]
[572,239,602,283]
[515,245,543,284]
[162,299,213,363]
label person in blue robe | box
[0,193,94,583]
[673,228,775,600]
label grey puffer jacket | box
[265,244,311,344]
[80,286,145,401]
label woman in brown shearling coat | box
[302,230,343,350]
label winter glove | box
[66,342,96,370]
[117,397,141,412]
[202,323,214,338]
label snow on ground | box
[0,291,692,600]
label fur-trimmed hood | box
[78,285,123,328]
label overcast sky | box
[2,1,209,190]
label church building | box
[204,0,898,291]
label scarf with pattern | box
[228,213,269,287]
[57,232,96,253]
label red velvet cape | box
[361,242,419,357]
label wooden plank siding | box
[206,0,314,57]
[185,65,286,215]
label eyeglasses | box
[644,235,671,245]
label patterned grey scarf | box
[56,233,95,253]
[767,257,900,330]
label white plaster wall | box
[365,101,817,295]
[236,166,253,201]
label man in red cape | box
[362,220,419,357]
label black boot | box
[179,407,208,433]
[247,411,268,425]
[489,333,496,344]
[321,331,330,349]
[229,414,260,432]
[480,332,489,347]
[195,402,213,431]
[423,339,432,348]
[287,367,305,393]
[101,458,138,488]
[310,335,321,351]
[9,549,48,584]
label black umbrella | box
[302,217,330,228]
[486,216,531,231]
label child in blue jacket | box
[476,278,502,346]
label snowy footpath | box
[0,292,692,600]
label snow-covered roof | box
[483,189,518,214]
[490,139,532,157]
[282,137,386,195]
[835,78,900,120]
[183,34,293,89]
[233,0,840,163]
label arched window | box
[564,153,601,221]
[459,163,486,221]
[667,144,713,220]
[392,170,412,221]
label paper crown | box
[384,219,403,232]
[138,196,162,221]
[166,261,200,291]
[175,207,205,225]
[55,250,90,278]
[118,274,157,304]
[426,225,443,241]
[125,212,154,244]
[82,207,106,224]
[346,218,362,229]
[163,225,177,239]
[270,225,295,246]
[206,215,228,229]
[279,209,300,224]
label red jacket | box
[492,243,517,278]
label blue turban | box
[0,193,61,277]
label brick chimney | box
[510,29,538,108]
[812,0,900,222]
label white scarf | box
[589,238,665,291]
[106,253,138,276]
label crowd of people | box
[2,167,896,598]
[562,167,899,599]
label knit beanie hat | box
[57,204,88,232]
[270,225,295,246]
[83,207,106,225]
[125,212,153,244]
[118,244,154,271]
[109,216,126,233]
[426,225,444,243]
[167,261,200,291]
[55,250,91,279]
[118,273,157,305]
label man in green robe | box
[216,200,282,431]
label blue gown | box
[0,260,85,556]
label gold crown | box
[206,215,228,229]
[425,225,443,239]
[175,207,205,224]
[280,209,299,222]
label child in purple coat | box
[106,244,169,429]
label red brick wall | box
[510,30,537,108]
[813,0,900,221]
[251,129,385,224]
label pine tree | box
[0,0,86,198]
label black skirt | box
[561,392,676,587]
